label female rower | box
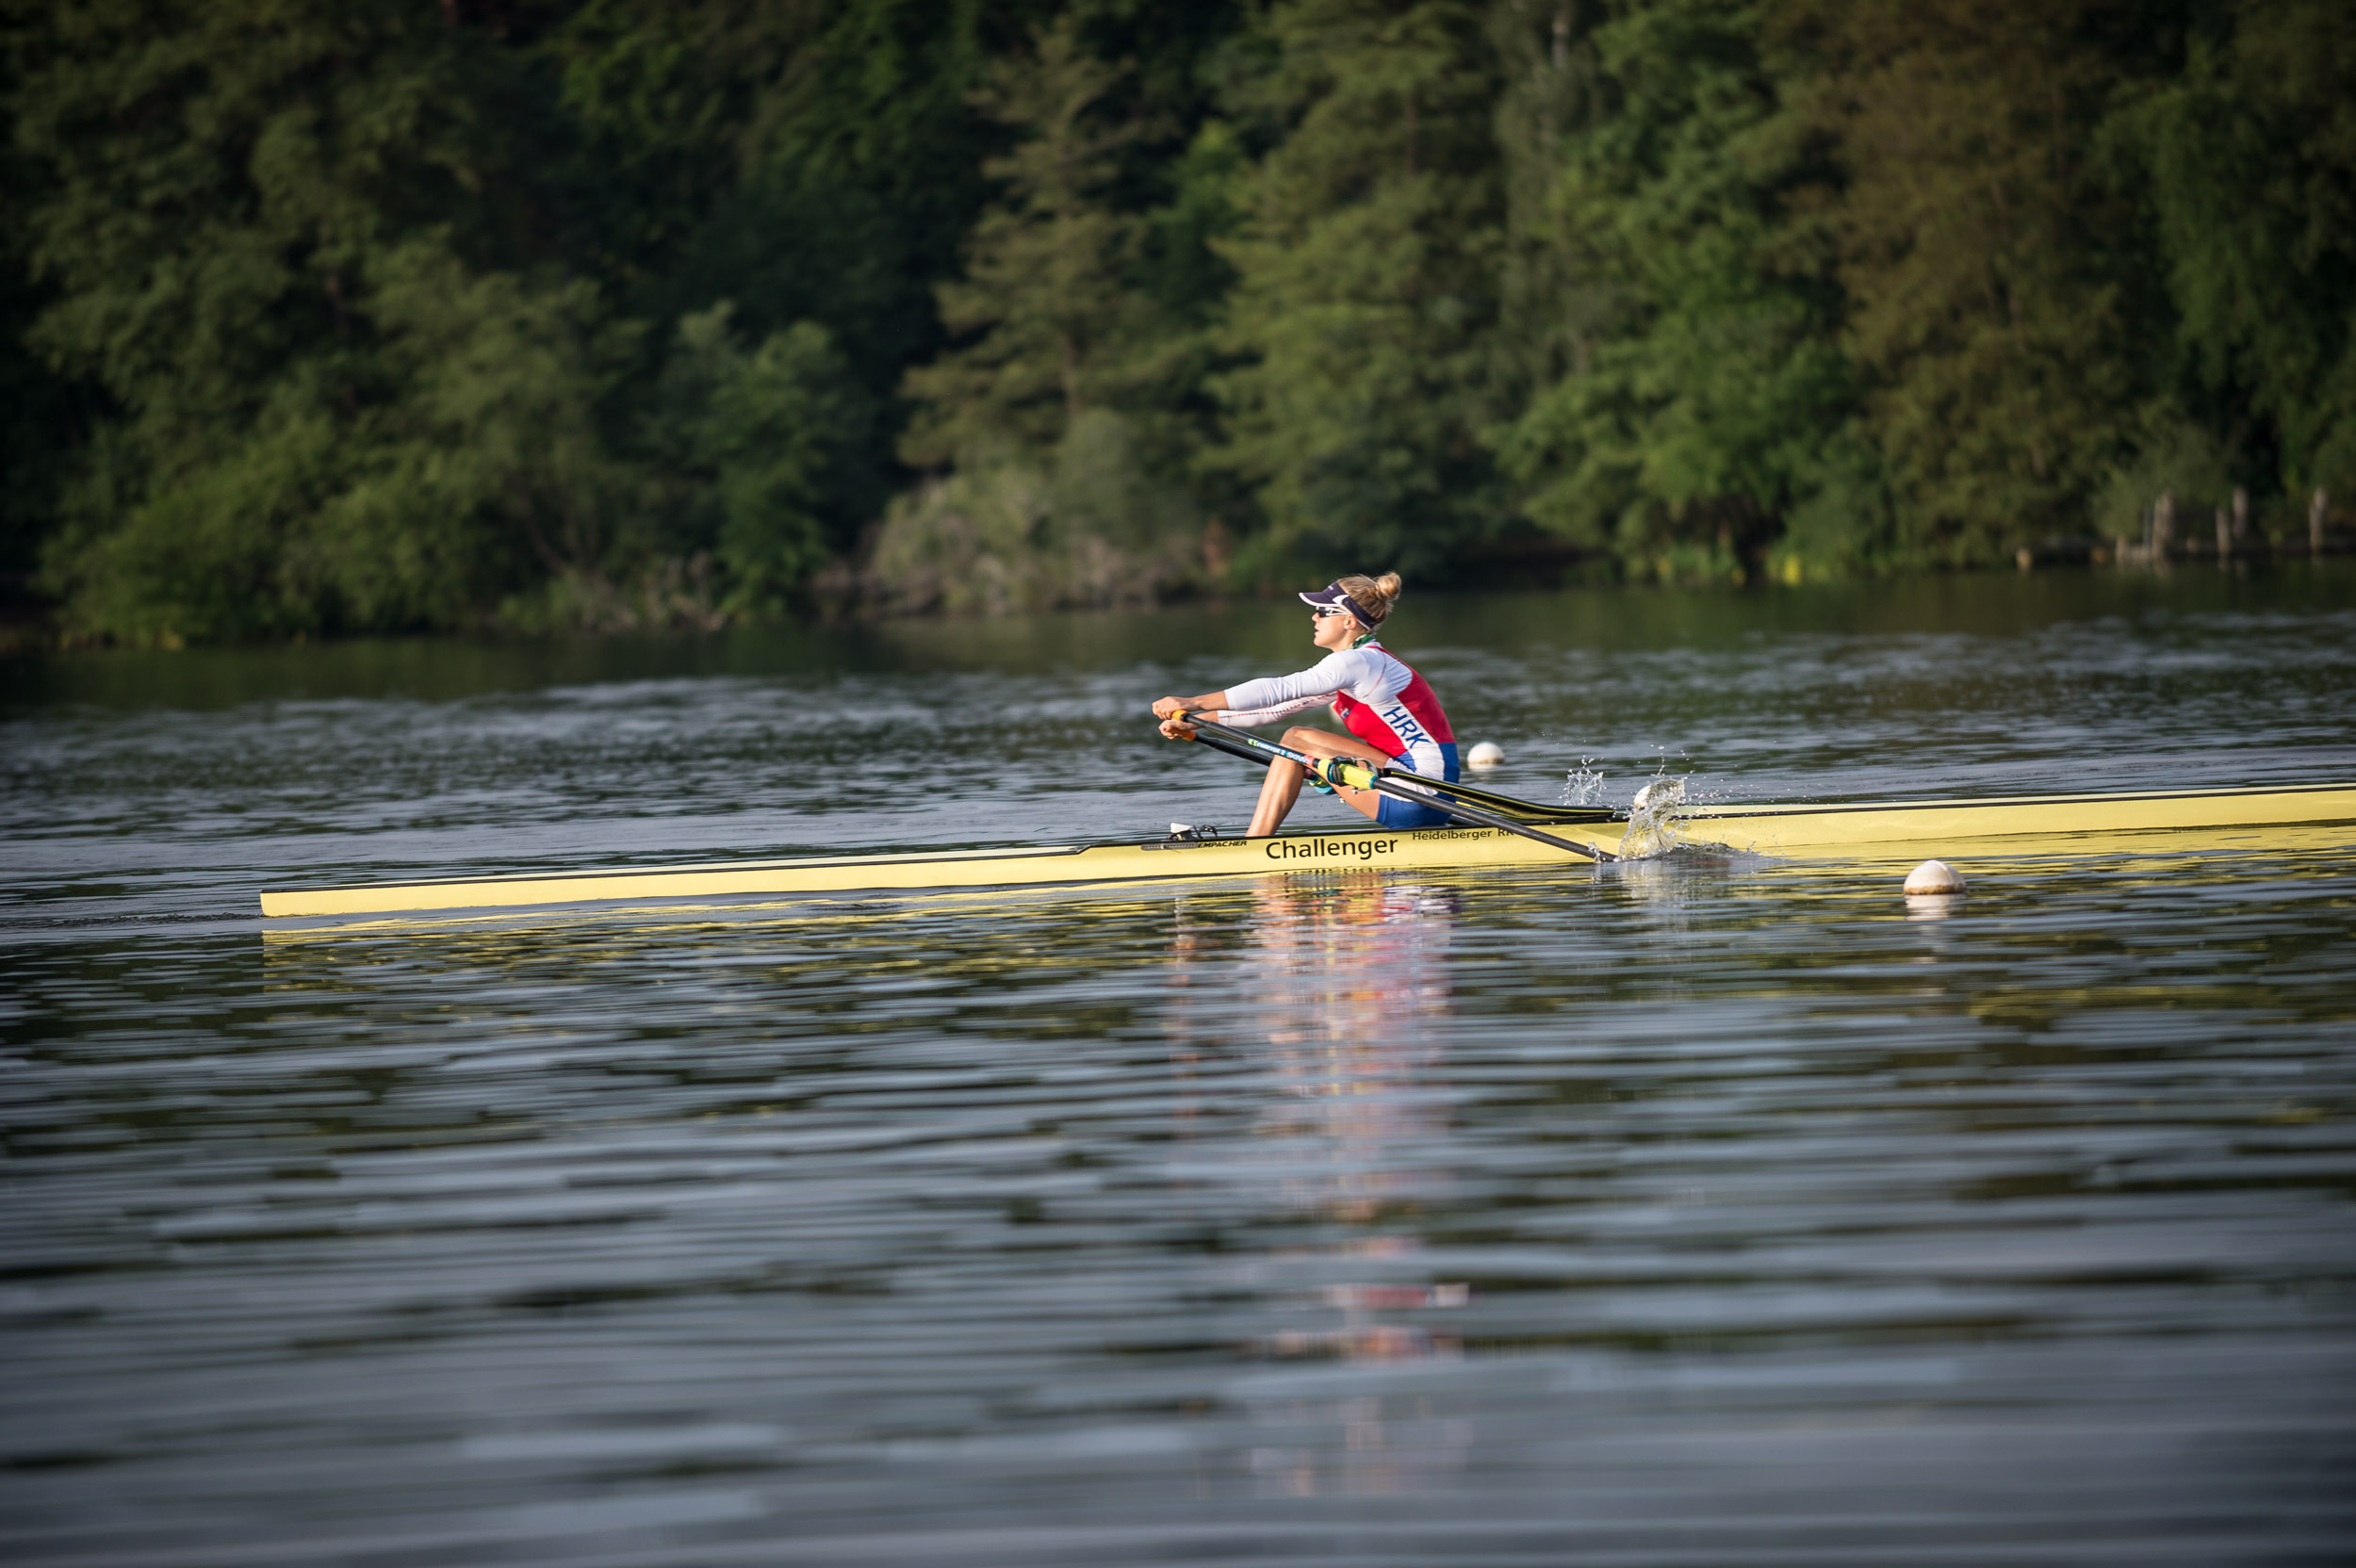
[1152,573,1459,839]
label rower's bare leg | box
[1247,758,1307,838]
[1248,728,1395,837]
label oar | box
[1174,714,1618,863]
[1179,715,1611,826]
[1174,714,1604,821]
[1186,724,1278,772]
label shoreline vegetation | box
[3,1,2351,650]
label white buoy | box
[1466,741,1506,769]
[1903,859,1966,895]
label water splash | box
[1618,769,1690,859]
[1562,758,1608,808]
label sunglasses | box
[1312,605,1355,619]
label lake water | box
[5,567,2355,1565]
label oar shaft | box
[1179,716,1603,823]
[1177,715,1616,863]
[1365,777,1614,860]
[1187,727,1272,770]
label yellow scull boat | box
[258,780,2356,920]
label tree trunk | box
[2313,488,2330,556]
[2154,490,2175,560]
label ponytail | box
[1336,571,1403,626]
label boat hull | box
[257,782,2356,920]
[1669,780,2356,855]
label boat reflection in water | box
[1170,873,1477,1499]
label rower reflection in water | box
[1170,875,1474,1497]
[1153,573,1460,838]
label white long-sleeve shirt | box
[1219,643,1459,779]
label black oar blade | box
[1417,775,1616,825]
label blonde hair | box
[1337,571,1403,626]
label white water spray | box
[1620,770,1691,858]
[1562,758,1608,808]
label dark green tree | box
[1792,0,2146,562]
[1210,0,1505,577]
[12,0,626,641]
[551,0,1006,555]
[1485,0,1608,422]
[646,302,872,616]
[2111,0,2356,501]
[0,170,76,587]
[899,14,1155,467]
[1493,0,1868,579]
[873,13,1215,616]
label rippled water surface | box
[6,569,2356,1565]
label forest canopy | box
[3,0,2349,642]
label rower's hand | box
[1158,715,1197,740]
[1153,695,1198,739]
[1151,696,1190,720]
